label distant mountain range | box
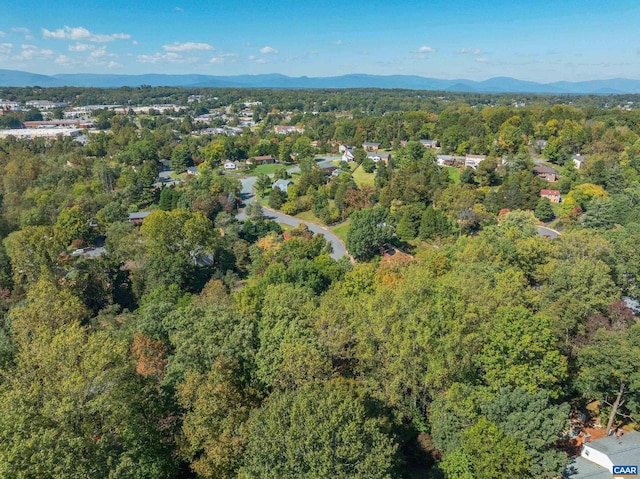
[2,69,640,94]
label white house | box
[342,146,355,162]
[272,179,293,193]
[420,139,440,149]
[366,151,390,163]
[563,431,640,479]
[573,154,585,169]
[465,154,487,169]
[224,161,237,170]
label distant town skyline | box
[1,0,639,82]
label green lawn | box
[278,223,294,232]
[351,164,376,186]
[330,220,351,243]
[252,163,289,175]
[295,210,323,224]
[444,166,460,184]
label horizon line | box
[4,68,640,85]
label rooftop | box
[564,431,640,479]
[587,430,640,463]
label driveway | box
[235,160,348,259]
[537,225,561,239]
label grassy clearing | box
[278,223,294,232]
[252,163,289,175]
[330,220,351,243]
[444,166,460,184]
[351,164,376,186]
[295,210,323,224]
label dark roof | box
[533,165,558,174]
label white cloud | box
[9,27,32,40]
[175,6,183,11]
[209,52,238,64]
[417,46,434,53]
[163,42,214,52]
[0,31,5,38]
[247,55,256,61]
[55,54,77,66]
[255,58,268,64]
[137,51,198,64]
[42,26,130,42]
[69,43,94,52]
[90,46,117,58]
[67,43,117,58]
[15,44,54,60]
[0,43,12,55]
[458,48,483,55]
[260,46,278,54]
[476,57,490,63]
[331,39,343,45]
[106,61,122,69]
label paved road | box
[537,225,561,239]
[235,161,348,259]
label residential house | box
[437,155,456,167]
[573,154,585,169]
[363,142,381,151]
[186,166,199,176]
[367,151,391,164]
[465,154,487,169]
[533,165,558,182]
[563,431,640,479]
[341,146,355,162]
[128,212,151,224]
[272,179,293,193]
[247,155,276,165]
[420,139,440,149]
[224,161,237,170]
[540,189,561,203]
[274,125,304,134]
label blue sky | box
[1,0,639,82]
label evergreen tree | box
[269,187,287,210]
[534,197,555,222]
[419,206,451,240]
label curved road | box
[236,168,348,260]
[537,225,561,239]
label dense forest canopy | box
[0,86,639,478]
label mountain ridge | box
[1,69,640,94]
